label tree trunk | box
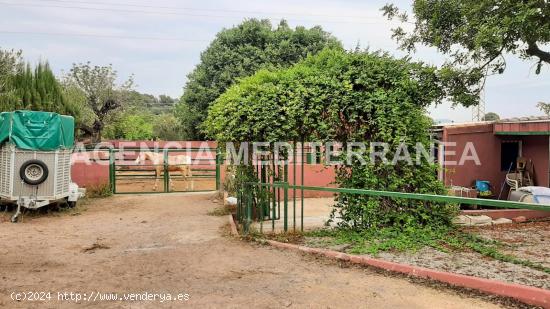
[91,120,103,144]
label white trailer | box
[0,111,82,222]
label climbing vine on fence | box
[204,48,473,231]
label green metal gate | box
[109,147,221,194]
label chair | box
[505,173,519,199]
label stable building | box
[434,116,550,200]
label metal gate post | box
[301,139,305,232]
[163,150,169,193]
[236,168,241,222]
[260,159,269,220]
[283,160,288,232]
[245,183,252,234]
[271,150,276,230]
[293,141,296,231]
[109,148,116,194]
[215,149,221,191]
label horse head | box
[135,152,144,165]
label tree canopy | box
[382,0,550,101]
[103,109,154,140]
[0,48,22,92]
[64,62,134,142]
[482,112,500,121]
[176,19,342,139]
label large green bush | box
[205,48,469,230]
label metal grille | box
[55,150,72,196]
[0,145,13,196]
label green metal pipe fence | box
[236,181,550,234]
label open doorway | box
[501,140,521,171]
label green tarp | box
[0,110,74,151]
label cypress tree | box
[0,61,75,118]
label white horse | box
[135,152,192,191]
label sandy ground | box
[115,177,216,193]
[0,193,506,308]
[251,198,336,232]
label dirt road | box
[0,193,505,308]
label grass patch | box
[86,184,113,198]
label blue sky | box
[0,0,548,122]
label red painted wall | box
[71,150,110,188]
[443,124,506,196]
[520,135,549,187]
[442,124,549,199]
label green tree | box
[205,48,463,230]
[482,112,500,121]
[125,90,157,109]
[176,19,342,139]
[0,59,80,122]
[174,102,202,139]
[159,94,177,105]
[64,62,134,142]
[153,113,184,140]
[537,101,550,115]
[103,110,154,140]
[0,48,22,96]
[382,0,550,103]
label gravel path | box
[304,221,550,290]
[0,193,505,308]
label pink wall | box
[71,161,109,187]
[285,164,336,198]
[443,124,506,195]
[443,124,550,198]
[218,163,336,198]
[71,141,337,197]
[521,135,549,187]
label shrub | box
[205,48,467,231]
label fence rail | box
[237,181,550,234]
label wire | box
[0,1,383,25]
[0,30,210,42]
[32,0,381,20]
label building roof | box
[432,116,550,136]
[497,116,550,123]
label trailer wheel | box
[20,159,49,185]
[68,201,77,208]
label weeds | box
[305,225,550,274]
[86,184,113,198]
